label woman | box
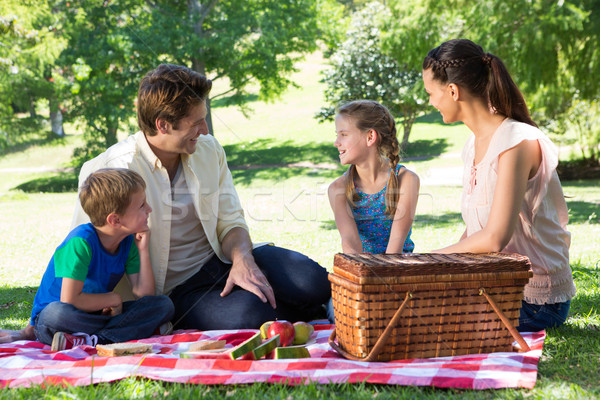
[422,39,576,332]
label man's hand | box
[0,324,35,343]
[220,253,276,309]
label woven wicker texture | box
[329,253,533,361]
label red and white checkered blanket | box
[0,324,544,389]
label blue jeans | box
[327,297,335,324]
[34,295,174,345]
[518,299,571,332]
[169,245,331,330]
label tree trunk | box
[29,98,37,118]
[400,114,415,150]
[191,59,214,136]
[205,97,214,136]
[105,122,118,147]
[49,97,65,137]
[188,0,217,136]
[188,0,218,136]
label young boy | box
[28,168,174,350]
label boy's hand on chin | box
[135,230,150,251]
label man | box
[70,64,331,330]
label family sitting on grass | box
[0,39,575,349]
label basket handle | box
[479,288,530,352]
[328,291,412,362]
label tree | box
[0,1,66,148]
[317,2,427,149]
[56,0,329,165]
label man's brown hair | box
[80,168,146,227]
[137,64,212,136]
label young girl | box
[422,39,576,332]
[328,100,420,255]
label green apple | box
[259,320,275,339]
[292,321,314,345]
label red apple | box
[266,320,295,347]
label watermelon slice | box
[273,346,310,359]
[229,332,262,360]
[252,334,280,360]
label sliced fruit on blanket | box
[273,346,310,359]
[252,334,280,360]
[189,339,226,352]
[229,332,262,360]
[180,348,230,360]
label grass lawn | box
[1,52,599,398]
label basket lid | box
[334,252,532,279]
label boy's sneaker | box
[152,321,173,336]
[159,321,173,336]
[51,332,98,351]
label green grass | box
[1,51,599,398]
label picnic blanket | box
[0,324,545,389]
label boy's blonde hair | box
[80,168,146,227]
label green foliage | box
[57,0,146,160]
[0,1,66,147]
[314,0,349,57]
[382,0,462,71]
[52,0,328,167]
[317,2,428,148]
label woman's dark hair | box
[423,39,536,127]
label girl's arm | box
[61,278,122,313]
[435,139,541,253]
[328,177,363,253]
[386,168,420,253]
[127,230,155,299]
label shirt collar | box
[136,131,161,171]
[136,131,192,171]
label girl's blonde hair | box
[337,100,400,216]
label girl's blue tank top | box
[352,164,415,254]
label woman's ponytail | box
[487,55,537,127]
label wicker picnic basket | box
[328,252,533,362]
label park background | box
[1,0,599,398]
